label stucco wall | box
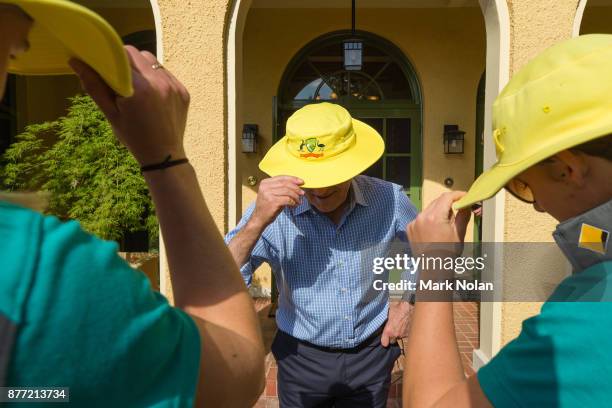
[156,0,231,301]
[239,6,486,290]
[500,0,580,344]
[157,0,230,231]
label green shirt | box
[0,201,200,407]
[478,260,612,407]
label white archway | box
[226,0,253,229]
[573,0,588,36]
[149,0,164,63]
[225,0,511,371]
[473,0,510,370]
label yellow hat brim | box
[6,0,133,97]
[453,117,612,210]
[455,35,612,210]
[259,118,385,188]
[452,163,517,210]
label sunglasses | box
[505,178,535,204]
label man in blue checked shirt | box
[226,103,418,408]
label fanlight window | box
[284,40,413,103]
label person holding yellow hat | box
[226,102,419,407]
[401,34,612,407]
[0,1,265,406]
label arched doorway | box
[275,31,423,208]
[576,0,612,36]
[228,0,511,380]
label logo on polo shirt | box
[578,223,609,255]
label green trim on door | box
[351,111,422,210]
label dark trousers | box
[271,328,401,408]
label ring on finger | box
[151,62,164,70]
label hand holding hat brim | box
[6,0,133,97]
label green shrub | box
[0,95,158,250]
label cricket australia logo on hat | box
[298,138,326,158]
[578,223,610,255]
[285,103,356,162]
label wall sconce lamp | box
[443,124,465,154]
[242,124,258,153]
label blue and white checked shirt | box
[225,175,418,348]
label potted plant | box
[0,95,158,252]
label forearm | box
[144,164,264,405]
[144,163,255,320]
[403,264,464,407]
[227,218,266,270]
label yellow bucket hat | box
[259,103,385,188]
[455,34,612,209]
[4,0,132,97]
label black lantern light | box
[343,40,362,71]
[443,124,465,154]
[242,124,258,153]
[343,0,362,71]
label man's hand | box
[69,46,189,167]
[407,191,472,257]
[250,176,305,229]
[381,301,413,347]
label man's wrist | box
[245,216,268,236]
[401,292,416,305]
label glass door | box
[357,112,421,210]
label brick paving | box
[252,298,479,407]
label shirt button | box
[344,316,349,320]
[341,288,347,293]
[338,262,344,267]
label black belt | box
[285,323,386,353]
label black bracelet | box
[141,155,189,172]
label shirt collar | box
[293,196,312,216]
[351,178,369,207]
[292,178,369,217]
[553,199,612,273]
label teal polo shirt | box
[478,260,612,407]
[0,201,200,407]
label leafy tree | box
[0,95,158,250]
